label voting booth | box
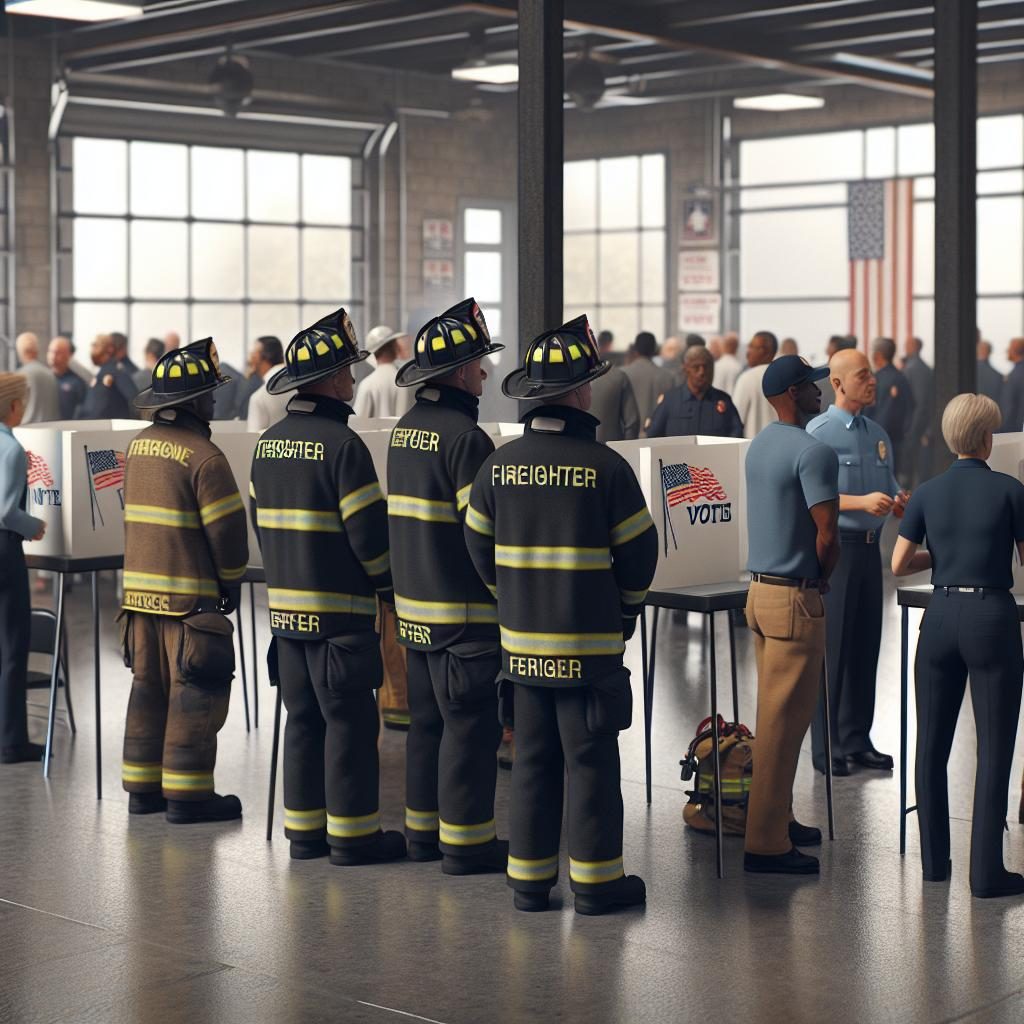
[210,422,262,569]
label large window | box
[732,115,1024,370]
[563,154,667,349]
[57,137,364,371]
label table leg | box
[250,582,259,729]
[43,572,66,779]
[644,607,660,806]
[900,605,909,857]
[728,611,739,725]
[821,653,836,842]
[709,612,724,879]
[93,571,102,800]
[236,606,251,733]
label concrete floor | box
[4,561,1024,1024]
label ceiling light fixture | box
[733,93,825,112]
[832,51,934,81]
[451,61,519,85]
[6,0,143,21]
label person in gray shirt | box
[589,331,640,442]
[14,333,60,423]
[977,338,1004,405]
[623,331,675,432]
[744,355,840,877]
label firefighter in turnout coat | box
[249,308,405,864]
[390,297,507,873]
[465,315,659,915]
[120,338,248,823]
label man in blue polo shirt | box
[807,348,908,779]
[744,355,840,876]
[646,345,742,438]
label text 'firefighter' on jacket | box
[122,408,248,615]
[464,406,658,685]
[249,394,393,639]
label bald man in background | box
[714,332,742,396]
[48,336,87,420]
[14,333,60,423]
[1000,338,1024,433]
[163,331,181,352]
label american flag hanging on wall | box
[847,179,914,348]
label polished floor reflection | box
[3,559,1024,1024]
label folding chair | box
[27,609,76,758]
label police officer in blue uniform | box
[807,348,907,776]
[646,345,742,439]
[893,393,1024,898]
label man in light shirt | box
[246,336,291,432]
[714,332,743,396]
[352,325,414,419]
[731,330,779,439]
[14,333,60,423]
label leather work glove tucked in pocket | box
[116,609,135,670]
[585,668,633,735]
[178,613,235,690]
[445,640,501,707]
[325,632,383,696]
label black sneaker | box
[329,830,407,866]
[1,742,45,764]
[971,871,1024,899]
[408,840,443,862]
[514,890,550,912]
[744,847,819,875]
[788,820,822,846]
[290,839,330,860]
[442,839,509,876]
[129,792,167,815]
[166,793,242,824]
[574,875,646,916]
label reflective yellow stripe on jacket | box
[610,507,654,547]
[123,571,219,598]
[340,481,384,522]
[500,626,624,657]
[495,545,611,571]
[267,587,377,616]
[359,550,391,578]
[395,594,498,625]
[200,492,244,526]
[465,503,494,537]
[455,482,473,512]
[256,507,342,533]
[124,504,199,529]
[387,493,458,524]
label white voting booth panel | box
[210,422,262,569]
[985,433,1024,593]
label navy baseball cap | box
[762,355,830,398]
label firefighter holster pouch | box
[116,609,135,669]
[325,632,383,696]
[178,613,235,690]
[497,678,515,727]
[585,668,633,735]
[445,640,500,708]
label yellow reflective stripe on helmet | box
[121,761,162,783]
[610,507,655,547]
[455,482,473,512]
[387,493,458,524]
[569,856,624,885]
[465,503,494,537]
[405,807,440,832]
[359,550,391,578]
[162,769,214,791]
[394,595,498,625]
[256,507,342,532]
[123,571,219,598]
[495,545,611,571]
[268,588,377,616]
[124,504,200,529]
[200,491,244,526]
[340,481,384,521]
[284,807,327,831]
[620,588,648,607]
[507,854,559,881]
[439,818,496,846]
[327,810,381,838]
[500,627,624,657]
[219,564,246,582]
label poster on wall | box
[678,250,720,292]
[422,218,454,256]
[678,293,722,335]
[423,258,455,289]
[681,193,717,245]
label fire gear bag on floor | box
[681,716,754,837]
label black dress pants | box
[0,531,31,750]
[507,673,632,895]
[404,642,502,856]
[812,537,883,766]
[915,589,1023,889]
[277,634,384,849]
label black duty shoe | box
[848,748,894,771]
[814,756,850,777]
[408,840,443,862]
[514,891,550,913]
[744,847,819,875]
[788,820,822,846]
[442,839,509,876]
[923,859,952,882]
[166,793,242,824]
[329,829,407,866]
[574,875,647,916]
[290,839,330,861]
[1,742,45,764]
[129,792,167,815]
[971,871,1024,899]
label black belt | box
[841,529,877,545]
[750,573,822,589]
[938,586,1004,597]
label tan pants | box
[744,581,826,855]
[377,602,409,726]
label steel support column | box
[518,0,563,363]
[932,0,977,467]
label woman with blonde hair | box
[892,393,1024,898]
